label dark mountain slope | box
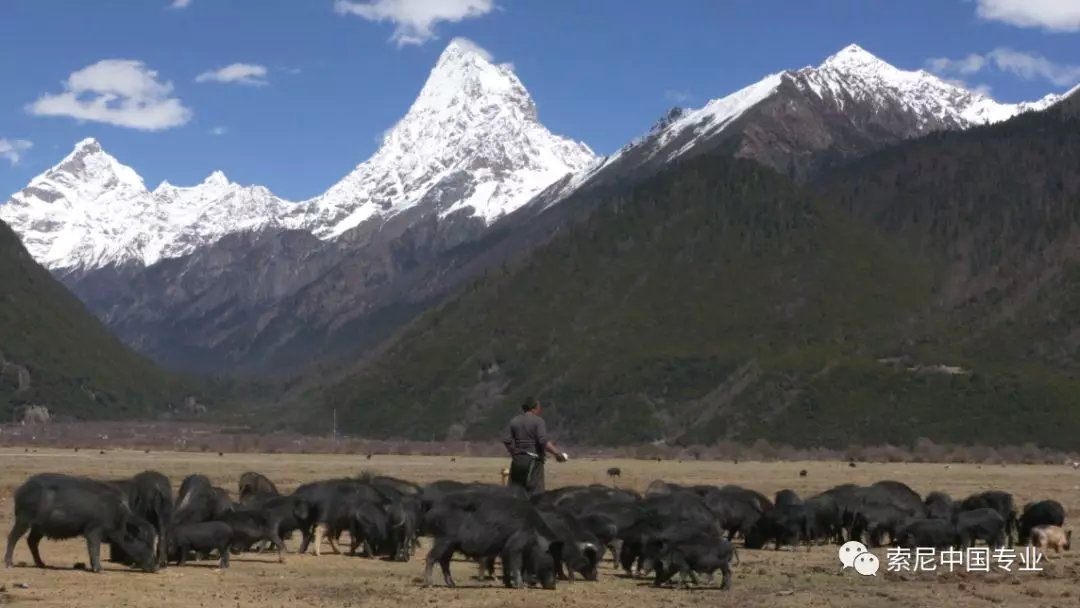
[303,155,959,446]
[0,220,203,420]
[818,89,1080,374]
[65,206,488,376]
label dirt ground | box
[0,448,1077,608]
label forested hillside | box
[0,219,205,421]
[302,95,1080,449]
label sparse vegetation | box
[3,422,1072,466]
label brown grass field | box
[0,448,1076,608]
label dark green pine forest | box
[307,95,1080,449]
[0,219,207,421]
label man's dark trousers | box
[509,453,545,495]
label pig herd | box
[2,471,1071,591]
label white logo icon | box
[838,541,868,569]
[854,552,880,576]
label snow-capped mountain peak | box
[50,136,146,194]
[1,139,288,270]
[416,38,534,120]
[816,44,1064,122]
[821,43,891,73]
[801,43,1062,127]
[287,38,596,238]
[67,137,107,160]
[153,170,229,195]
[202,170,229,187]
[542,42,1065,211]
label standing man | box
[502,397,568,495]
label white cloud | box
[664,90,693,104]
[169,0,191,7]
[0,138,33,166]
[975,0,1080,32]
[209,126,227,136]
[927,53,987,76]
[988,48,1080,86]
[927,48,1080,88]
[26,59,191,131]
[333,0,496,46]
[195,63,269,86]
[449,36,492,61]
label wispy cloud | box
[987,48,1080,86]
[927,54,987,76]
[333,0,496,46]
[0,138,33,166]
[209,126,227,136]
[449,36,492,61]
[974,0,1080,32]
[195,63,269,86]
[927,48,1080,88]
[169,0,191,9]
[940,75,994,97]
[664,90,693,104]
[26,59,191,131]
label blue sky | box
[1,0,1078,201]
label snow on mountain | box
[659,73,786,160]
[146,172,288,263]
[2,39,595,271]
[544,44,1064,209]
[802,44,1062,127]
[284,38,595,239]
[2,43,1062,272]
[0,139,288,269]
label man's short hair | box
[521,397,539,413]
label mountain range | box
[3,41,595,272]
[3,42,1065,378]
[305,90,1080,448]
[2,40,1079,447]
[2,43,1060,274]
[542,43,1062,197]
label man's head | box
[521,397,541,414]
